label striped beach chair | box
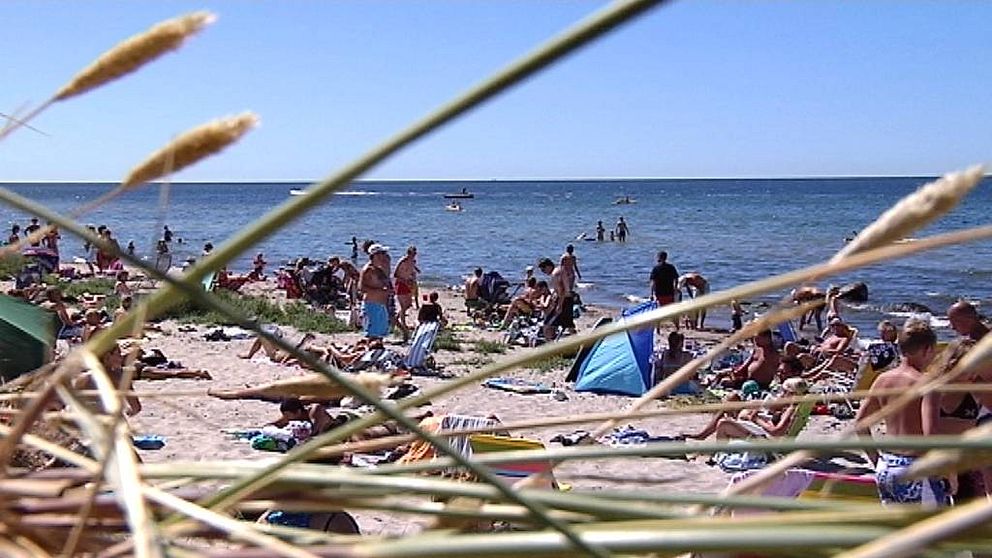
[469,434,558,489]
[403,321,440,371]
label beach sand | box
[115,281,846,535]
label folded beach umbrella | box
[0,294,57,381]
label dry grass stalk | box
[832,165,985,262]
[54,12,216,101]
[121,112,258,189]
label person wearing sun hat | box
[359,244,393,340]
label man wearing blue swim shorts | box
[855,319,950,507]
[359,243,393,340]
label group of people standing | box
[594,216,630,242]
[358,243,425,342]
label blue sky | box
[1,1,989,181]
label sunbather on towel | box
[239,327,315,363]
[685,378,808,440]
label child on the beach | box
[731,299,744,331]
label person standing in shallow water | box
[615,216,629,242]
[595,220,605,242]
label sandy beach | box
[107,280,846,536]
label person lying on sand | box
[239,327,314,362]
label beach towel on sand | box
[482,377,552,394]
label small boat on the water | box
[445,202,463,212]
[613,195,636,205]
[290,189,307,196]
[443,187,474,199]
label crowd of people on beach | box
[3,214,991,516]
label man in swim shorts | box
[649,251,679,331]
[359,244,393,340]
[855,319,949,506]
[394,246,419,332]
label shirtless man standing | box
[394,246,420,331]
[855,319,948,506]
[359,244,393,340]
[559,244,582,293]
[539,257,574,337]
[615,217,630,242]
[677,272,709,329]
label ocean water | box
[2,178,990,335]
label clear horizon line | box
[2,172,987,184]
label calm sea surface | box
[2,178,990,334]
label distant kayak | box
[290,189,307,196]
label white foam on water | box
[887,311,951,329]
[576,281,594,290]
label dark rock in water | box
[892,302,935,314]
[838,282,868,303]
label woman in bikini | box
[922,338,986,500]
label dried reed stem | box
[121,112,258,189]
[832,165,985,262]
[54,12,216,102]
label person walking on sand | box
[359,244,394,341]
[394,246,420,332]
[649,251,679,331]
[855,319,949,506]
[615,216,630,242]
[559,244,582,293]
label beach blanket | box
[598,425,682,447]
[482,377,552,394]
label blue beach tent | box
[570,301,656,396]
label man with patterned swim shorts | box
[359,244,393,340]
[855,319,949,506]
